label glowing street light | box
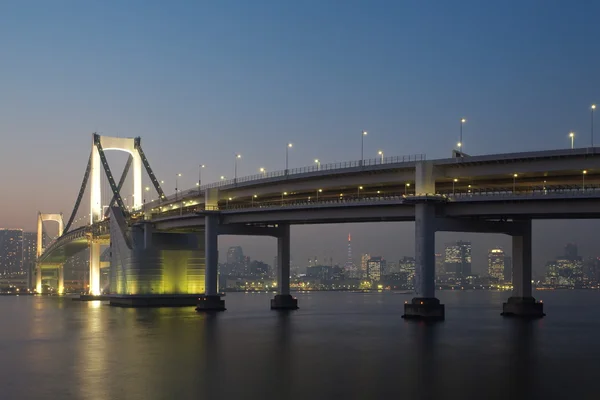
[234,154,241,183]
[592,104,596,147]
[378,150,384,164]
[316,188,322,201]
[357,186,363,197]
[458,118,466,151]
[314,159,321,170]
[259,167,266,177]
[405,182,410,195]
[220,175,226,180]
[281,191,288,204]
[361,130,368,166]
[198,164,205,192]
[175,173,182,200]
[452,178,458,195]
[583,170,588,190]
[286,143,293,173]
[513,173,518,193]
[569,132,575,149]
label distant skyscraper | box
[226,246,244,265]
[564,243,579,261]
[361,253,370,278]
[488,248,505,281]
[398,257,416,286]
[435,253,444,276]
[367,256,385,281]
[22,232,36,286]
[0,229,23,275]
[444,241,472,280]
[345,233,353,273]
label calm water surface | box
[1,291,599,400]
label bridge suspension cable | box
[63,151,93,234]
[135,137,166,200]
[104,154,133,217]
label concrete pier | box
[197,213,225,312]
[502,220,545,318]
[403,200,443,320]
[271,224,298,310]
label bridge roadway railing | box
[141,154,426,209]
[39,220,111,261]
[198,154,426,190]
[149,185,600,219]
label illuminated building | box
[367,256,385,281]
[544,243,584,287]
[22,232,37,287]
[361,253,370,278]
[444,241,472,280]
[398,257,416,286]
[435,253,444,276]
[488,248,505,281]
[0,229,23,275]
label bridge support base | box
[196,295,226,312]
[501,297,545,318]
[271,294,298,310]
[402,298,445,320]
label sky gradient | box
[1,0,599,275]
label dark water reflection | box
[1,291,599,400]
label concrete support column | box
[277,224,291,296]
[403,202,444,320]
[197,212,225,311]
[415,203,436,298]
[35,264,42,293]
[502,219,544,318]
[58,264,64,295]
[204,213,219,296]
[271,223,298,310]
[512,222,532,299]
[89,241,101,296]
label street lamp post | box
[259,167,266,177]
[592,105,596,147]
[583,170,587,190]
[314,159,320,170]
[252,194,257,207]
[513,174,518,193]
[234,154,241,183]
[286,143,293,174]
[458,118,466,151]
[569,132,575,149]
[405,183,410,195]
[357,186,363,198]
[452,178,458,195]
[378,150,384,164]
[175,173,182,201]
[281,192,287,205]
[361,131,368,166]
[317,188,322,201]
[197,164,205,193]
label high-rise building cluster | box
[543,243,595,288]
[0,229,26,275]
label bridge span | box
[38,134,600,318]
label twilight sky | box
[1,0,599,275]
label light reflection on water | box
[0,291,599,400]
